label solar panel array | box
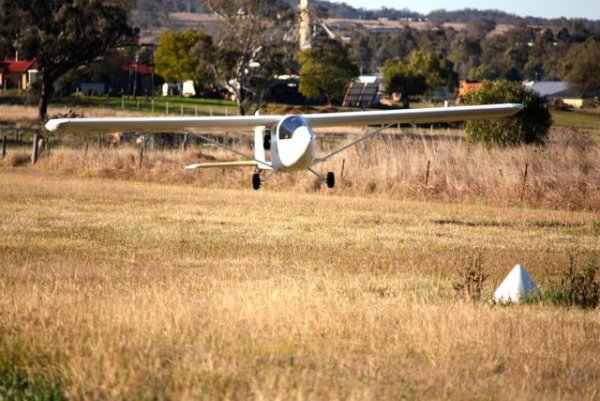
[342,82,379,108]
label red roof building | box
[458,80,483,98]
[0,59,38,90]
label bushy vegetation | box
[452,253,487,301]
[0,371,67,401]
[465,80,552,146]
[542,255,600,309]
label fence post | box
[151,99,155,113]
[31,133,40,164]
[425,160,431,186]
[138,145,144,169]
[340,159,346,178]
[2,135,6,158]
[521,163,529,202]
[166,102,169,115]
[182,134,188,152]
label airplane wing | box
[45,115,283,133]
[301,103,523,127]
[45,104,522,133]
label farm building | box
[0,59,38,91]
[457,80,483,99]
[524,81,599,109]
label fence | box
[100,96,234,117]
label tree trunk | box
[402,94,410,109]
[38,77,52,122]
[236,88,246,116]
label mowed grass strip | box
[552,110,600,130]
[1,170,599,400]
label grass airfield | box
[1,169,600,400]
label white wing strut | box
[315,122,397,164]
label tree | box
[465,18,496,39]
[449,35,482,79]
[349,34,373,75]
[298,39,359,105]
[0,0,137,121]
[465,80,551,146]
[155,30,211,84]
[382,51,454,108]
[382,60,426,108]
[562,39,600,91]
[467,64,498,81]
[193,0,296,115]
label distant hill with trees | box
[131,0,600,29]
[130,0,600,91]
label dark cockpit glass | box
[279,116,306,140]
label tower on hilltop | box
[299,0,311,50]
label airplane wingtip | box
[45,118,68,132]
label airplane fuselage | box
[269,115,317,172]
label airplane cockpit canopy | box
[278,116,308,140]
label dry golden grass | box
[12,124,599,211]
[1,170,600,400]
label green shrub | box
[528,255,600,309]
[0,371,67,401]
[453,253,487,301]
[465,80,552,146]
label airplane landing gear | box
[252,173,261,190]
[307,168,335,189]
[326,171,335,188]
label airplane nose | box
[295,127,312,146]
[278,126,315,168]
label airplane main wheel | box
[326,171,335,189]
[252,173,261,190]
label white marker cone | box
[493,264,537,304]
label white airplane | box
[46,104,522,190]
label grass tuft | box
[0,371,67,401]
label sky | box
[328,0,600,20]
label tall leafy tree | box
[0,0,137,121]
[349,34,373,75]
[193,0,296,115]
[154,30,211,84]
[383,51,454,108]
[562,39,600,91]
[298,39,359,105]
[449,35,482,79]
[382,59,426,108]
